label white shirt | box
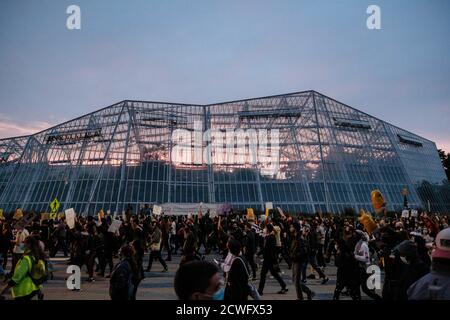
[13,229,29,254]
[171,221,176,235]
[354,240,370,265]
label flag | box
[264,208,269,223]
[358,209,377,235]
[246,208,255,221]
[371,189,386,214]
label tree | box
[438,149,450,181]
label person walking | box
[0,236,47,300]
[146,222,168,272]
[290,222,315,300]
[333,239,361,300]
[11,226,29,274]
[257,224,288,296]
[302,225,329,284]
[354,230,381,300]
[109,244,140,300]
[224,238,250,301]
[243,223,257,280]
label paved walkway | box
[2,253,381,300]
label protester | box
[290,222,315,300]
[333,239,361,300]
[109,244,140,300]
[393,240,429,300]
[174,260,223,300]
[257,223,288,295]
[146,221,168,272]
[0,236,46,300]
[407,228,450,299]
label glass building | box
[0,91,448,215]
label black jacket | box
[225,256,250,301]
[262,234,278,263]
[243,231,256,256]
[290,234,308,263]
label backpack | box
[25,255,48,286]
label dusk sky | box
[0,0,449,151]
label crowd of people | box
[0,207,449,301]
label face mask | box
[211,288,224,300]
[335,245,338,251]
[400,256,410,265]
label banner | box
[108,220,122,233]
[153,205,162,216]
[65,208,76,229]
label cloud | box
[0,113,54,139]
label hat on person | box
[395,240,418,259]
[432,227,450,260]
[356,229,369,241]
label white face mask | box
[400,256,410,265]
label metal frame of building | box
[0,90,448,215]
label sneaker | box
[277,288,288,294]
[321,277,329,285]
[87,277,95,283]
[307,291,316,300]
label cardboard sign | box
[108,220,122,233]
[65,208,76,229]
[153,205,162,216]
[277,207,286,219]
[265,202,273,210]
[246,208,255,221]
[401,209,409,218]
[411,209,418,217]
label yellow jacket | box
[11,255,41,299]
